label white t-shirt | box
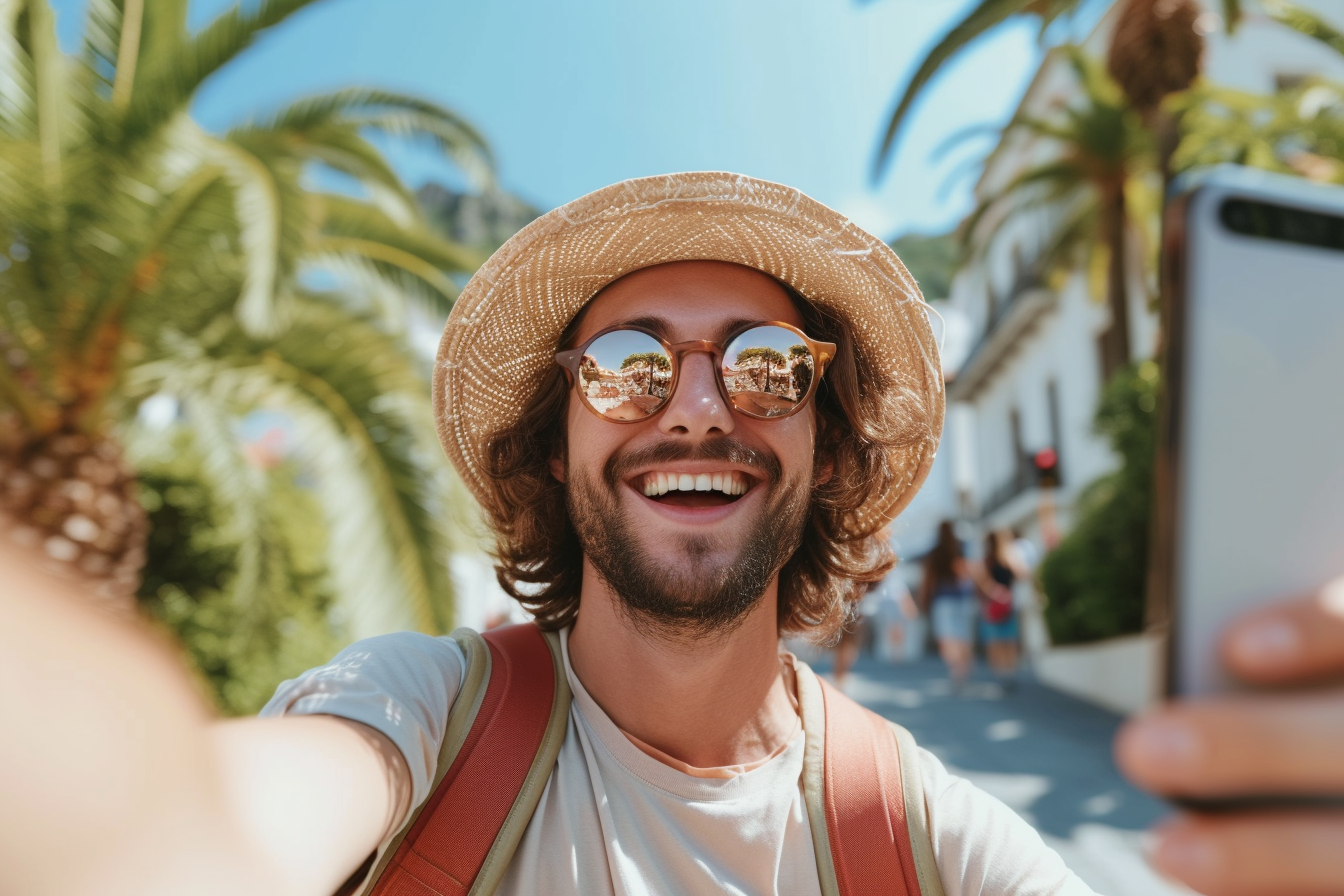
[261,630,1097,896]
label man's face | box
[554,261,819,639]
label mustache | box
[603,439,782,489]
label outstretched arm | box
[211,714,411,896]
[0,538,409,896]
[1116,581,1344,896]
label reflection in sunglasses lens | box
[579,330,672,420]
[723,326,814,418]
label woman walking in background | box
[980,529,1031,688]
[918,520,977,690]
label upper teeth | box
[642,471,748,497]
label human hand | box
[1115,580,1344,896]
[0,535,284,896]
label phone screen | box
[1162,166,1344,698]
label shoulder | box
[262,631,467,713]
[916,748,1098,896]
[261,631,469,810]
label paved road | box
[805,651,1196,896]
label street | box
[809,652,1196,896]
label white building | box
[936,0,1344,555]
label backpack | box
[346,623,945,896]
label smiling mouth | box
[638,471,751,508]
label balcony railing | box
[979,456,1035,519]
[947,265,1056,402]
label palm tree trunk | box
[0,427,146,615]
[1101,182,1131,381]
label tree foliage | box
[889,231,959,299]
[620,352,670,371]
[735,346,787,367]
[0,0,494,636]
[1175,76,1344,184]
[872,0,1246,180]
[959,48,1156,376]
[136,433,344,715]
[1039,361,1158,644]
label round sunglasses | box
[555,321,836,422]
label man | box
[1,173,1342,896]
[256,171,1095,895]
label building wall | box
[924,0,1344,561]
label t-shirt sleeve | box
[259,631,466,812]
[920,747,1100,896]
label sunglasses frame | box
[554,320,837,423]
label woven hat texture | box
[434,171,944,533]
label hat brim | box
[434,172,944,533]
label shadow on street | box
[803,649,1174,835]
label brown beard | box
[564,438,811,646]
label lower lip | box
[628,484,758,524]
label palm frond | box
[963,158,1088,251]
[0,1,38,138]
[873,0,1082,181]
[211,137,293,337]
[233,87,495,193]
[255,300,453,634]
[310,193,481,322]
[127,301,455,637]
[1174,78,1344,178]
[1261,0,1344,58]
[119,0,323,147]
[321,192,482,269]
[1033,198,1100,277]
[27,0,63,207]
[137,0,187,74]
[79,0,120,101]
[81,162,228,349]
[124,336,280,611]
[278,121,420,212]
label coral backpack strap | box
[357,623,571,896]
[794,661,945,896]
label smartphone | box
[1151,165,1344,701]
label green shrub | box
[137,440,346,716]
[1039,361,1159,644]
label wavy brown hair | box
[482,279,921,643]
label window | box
[1046,379,1064,489]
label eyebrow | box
[611,315,761,343]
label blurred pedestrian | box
[979,529,1030,689]
[830,611,862,690]
[919,520,977,690]
[862,569,919,663]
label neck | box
[567,559,798,769]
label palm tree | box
[787,344,813,397]
[959,49,1155,379]
[872,0,1250,181]
[621,352,672,395]
[735,346,787,393]
[0,0,488,635]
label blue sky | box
[53,0,1062,239]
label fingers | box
[1150,812,1344,896]
[1116,691,1344,797]
[1221,579,1344,685]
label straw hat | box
[434,171,944,533]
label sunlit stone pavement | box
[806,652,1198,896]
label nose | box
[658,350,735,439]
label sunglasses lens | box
[577,330,673,420]
[722,326,815,418]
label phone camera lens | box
[1221,199,1253,235]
